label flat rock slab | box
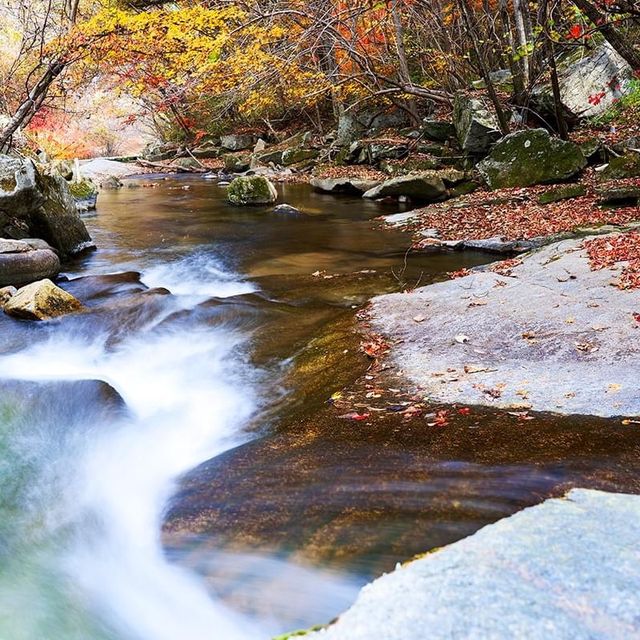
[369,235,640,417]
[308,489,640,640]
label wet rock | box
[273,204,304,217]
[220,134,255,151]
[100,175,123,189]
[369,235,640,417]
[362,173,447,202]
[310,177,381,195]
[4,278,83,320]
[0,238,60,287]
[174,157,201,171]
[29,173,95,255]
[477,129,586,189]
[0,285,16,308]
[68,179,98,212]
[227,176,278,206]
[453,94,501,155]
[598,151,640,181]
[307,489,640,640]
[537,183,587,205]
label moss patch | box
[227,175,277,205]
[538,184,587,205]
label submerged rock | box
[0,238,60,287]
[306,489,640,640]
[227,176,277,206]
[4,278,83,320]
[477,129,586,189]
[273,204,304,217]
[362,173,446,202]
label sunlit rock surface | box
[308,489,640,640]
[370,235,640,417]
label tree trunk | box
[458,0,510,135]
[391,0,420,125]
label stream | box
[1,177,639,639]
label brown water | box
[1,175,639,639]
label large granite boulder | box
[453,94,501,155]
[477,129,587,189]
[4,278,83,320]
[0,238,60,287]
[336,108,412,146]
[0,155,94,257]
[281,148,319,166]
[362,173,447,201]
[227,176,278,205]
[533,43,633,119]
[310,177,382,195]
[307,489,640,640]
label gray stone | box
[30,174,95,255]
[0,237,60,287]
[100,175,123,189]
[369,235,640,417]
[362,173,447,202]
[227,176,277,206]
[0,157,94,257]
[4,278,83,320]
[307,489,640,640]
[421,119,456,142]
[0,285,16,307]
[453,94,501,154]
[533,44,633,118]
[281,148,319,166]
[598,152,640,181]
[310,177,382,195]
[273,204,304,217]
[220,134,255,151]
[477,129,586,189]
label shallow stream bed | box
[1,177,639,639]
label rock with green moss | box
[477,129,587,189]
[453,94,501,154]
[421,119,456,143]
[273,625,325,640]
[223,153,251,173]
[227,175,278,206]
[597,185,640,206]
[281,148,319,166]
[68,179,98,211]
[598,152,640,181]
[537,183,586,205]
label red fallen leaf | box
[338,412,370,421]
[633,313,640,323]
[457,407,472,415]
[567,24,585,39]
[428,409,449,427]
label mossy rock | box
[599,152,640,181]
[68,179,97,200]
[223,153,251,173]
[227,175,278,205]
[281,148,319,166]
[538,183,587,205]
[477,129,587,189]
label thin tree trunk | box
[391,0,420,124]
[458,0,510,135]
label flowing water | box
[1,177,639,639]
